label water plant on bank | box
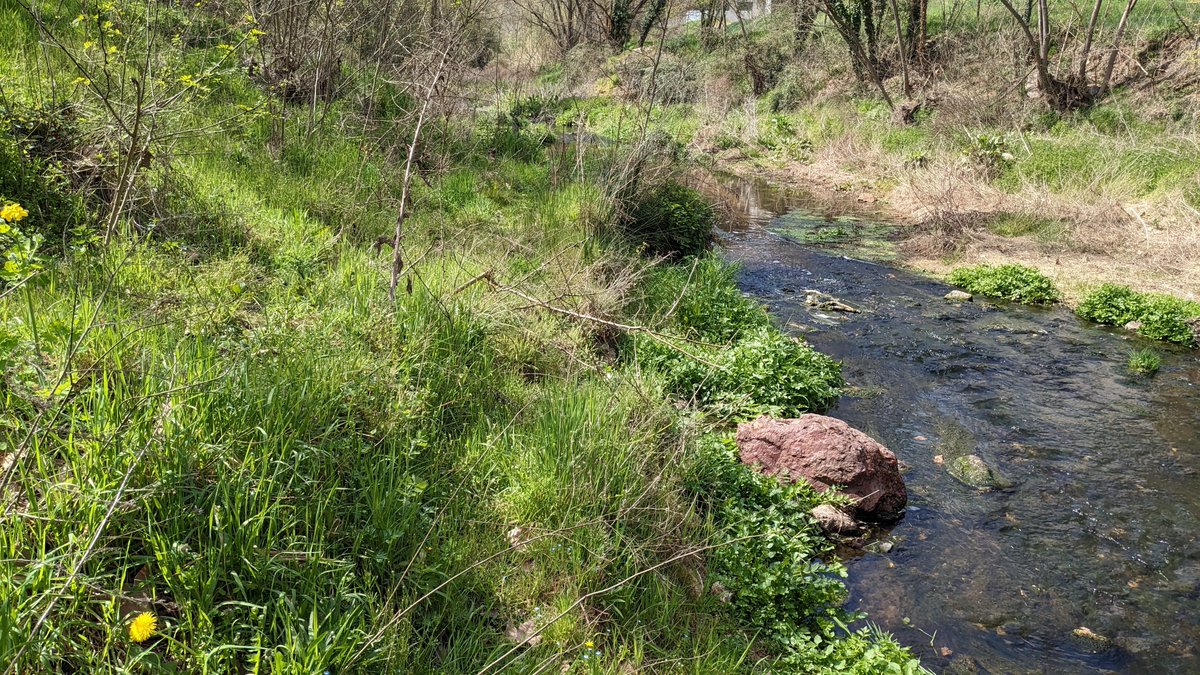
[1077,283,1200,346]
[947,263,1060,304]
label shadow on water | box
[696,171,1200,674]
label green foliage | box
[0,120,90,252]
[1077,283,1200,346]
[687,436,925,673]
[634,256,768,342]
[0,201,41,282]
[947,264,1060,304]
[1127,349,1161,375]
[627,256,842,419]
[963,134,1015,175]
[632,325,842,418]
[1076,283,1146,325]
[621,181,715,258]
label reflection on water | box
[700,172,1200,674]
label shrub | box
[947,264,1059,304]
[1127,349,1161,375]
[620,181,715,258]
[1077,283,1200,346]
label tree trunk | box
[1100,0,1139,93]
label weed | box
[947,263,1059,304]
[687,436,923,671]
[626,256,842,419]
[1127,349,1161,375]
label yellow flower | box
[584,640,594,649]
[0,203,29,223]
[0,224,10,234]
[128,612,157,643]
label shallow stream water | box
[701,172,1200,674]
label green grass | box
[947,263,1060,304]
[986,212,1070,243]
[0,3,924,672]
[1128,348,1162,375]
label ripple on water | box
[701,171,1200,674]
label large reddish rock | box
[736,415,907,521]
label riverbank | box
[712,176,1200,671]
[515,2,1200,306]
[0,3,926,671]
[701,138,1200,306]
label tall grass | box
[0,9,928,673]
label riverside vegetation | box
[0,0,927,672]
[507,0,1200,322]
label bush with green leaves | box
[620,181,715,258]
[1077,283,1200,346]
[687,436,925,673]
[947,263,1060,304]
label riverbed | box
[703,172,1200,674]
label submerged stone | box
[948,454,1012,489]
[945,290,973,301]
[811,504,861,535]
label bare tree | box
[997,0,1140,109]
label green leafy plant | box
[626,256,841,419]
[686,436,925,672]
[1078,283,1200,346]
[620,181,716,258]
[1127,349,1161,375]
[964,134,1015,177]
[947,264,1059,304]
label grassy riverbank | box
[0,1,925,671]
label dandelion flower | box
[128,612,157,643]
[585,640,594,649]
[0,203,28,223]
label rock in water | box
[945,290,973,301]
[810,504,861,535]
[736,415,907,521]
[948,454,1012,489]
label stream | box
[701,172,1200,674]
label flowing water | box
[701,173,1200,674]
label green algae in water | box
[770,213,898,261]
